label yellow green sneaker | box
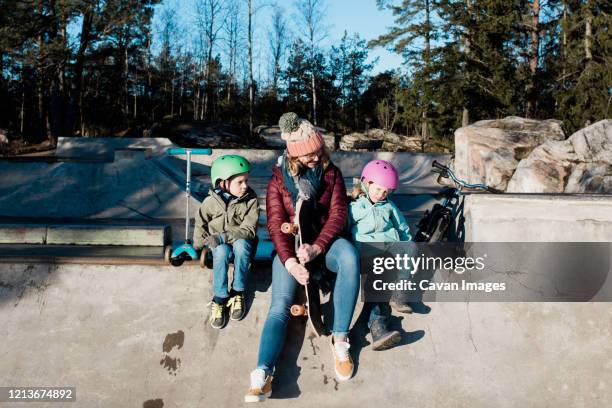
[227,293,245,321]
[207,300,227,329]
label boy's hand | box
[203,234,222,249]
[288,263,310,285]
[297,244,322,264]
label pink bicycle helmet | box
[361,160,399,189]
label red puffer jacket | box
[266,163,348,264]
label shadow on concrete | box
[392,316,426,347]
[349,303,425,377]
[270,316,307,399]
[0,264,54,307]
[245,266,272,319]
[407,302,432,314]
[0,153,201,220]
[0,148,442,223]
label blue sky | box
[152,0,405,83]
[323,0,404,74]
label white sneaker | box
[330,337,354,381]
[244,368,272,403]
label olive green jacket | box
[192,187,259,250]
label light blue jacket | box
[349,195,412,243]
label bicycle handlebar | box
[431,160,501,193]
[432,160,450,178]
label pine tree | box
[370,0,443,141]
[556,0,611,132]
[432,0,526,137]
[329,32,374,131]
[283,39,311,113]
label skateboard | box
[282,197,329,337]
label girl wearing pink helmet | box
[348,159,412,350]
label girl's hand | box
[297,244,322,264]
[288,263,310,285]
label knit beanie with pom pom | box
[278,112,324,157]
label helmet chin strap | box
[361,180,393,203]
[360,180,373,202]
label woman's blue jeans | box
[256,237,360,374]
[211,238,254,300]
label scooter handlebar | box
[167,148,212,156]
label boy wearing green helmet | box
[193,154,260,329]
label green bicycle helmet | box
[210,155,252,187]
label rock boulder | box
[507,119,612,193]
[454,116,565,190]
[340,129,422,152]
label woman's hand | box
[297,244,322,264]
[288,263,310,285]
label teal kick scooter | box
[164,147,212,266]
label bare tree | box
[295,0,327,125]
[268,4,288,97]
[68,2,94,136]
[242,0,271,135]
[178,52,193,117]
[157,6,178,117]
[196,0,225,120]
[584,0,593,62]
[224,0,242,103]
[462,0,473,127]
[248,0,254,134]
[247,0,268,134]
[376,97,398,132]
[422,0,431,142]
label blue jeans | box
[211,239,254,300]
[366,253,412,328]
[367,302,391,328]
[256,237,360,374]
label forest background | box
[0,0,609,151]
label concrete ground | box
[2,139,612,407]
[1,262,611,408]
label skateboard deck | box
[283,197,328,337]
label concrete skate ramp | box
[53,137,450,189]
[55,137,177,160]
[0,263,610,407]
[182,148,451,191]
[0,144,447,220]
[0,151,203,219]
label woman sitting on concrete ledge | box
[244,112,360,403]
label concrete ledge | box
[465,194,612,242]
[0,223,170,246]
[46,225,170,246]
[0,225,47,244]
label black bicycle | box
[414,160,502,243]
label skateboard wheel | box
[290,304,307,316]
[281,222,293,234]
